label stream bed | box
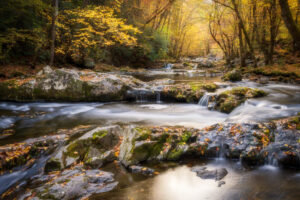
[0,68,300,199]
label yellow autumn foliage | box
[56,6,141,62]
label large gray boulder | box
[45,126,122,172]
[0,66,143,102]
[25,167,118,200]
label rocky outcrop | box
[45,126,122,172]
[126,82,204,103]
[215,87,267,113]
[1,117,299,199]
[191,166,228,181]
[222,70,242,82]
[0,134,66,174]
[22,165,118,200]
[116,118,299,169]
[0,66,144,102]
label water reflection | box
[152,166,227,200]
[96,161,300,200]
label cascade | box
[198,93,211,106]
[165,63,173,70]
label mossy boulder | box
[45,126,121,172]
[0,66,143,102]
[161,84,204,103]
[216,87,267,113]
[189,82,219,92]
[222,70,242,82]
[118,126,197,166]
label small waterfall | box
[198,93,210,107]
[165,63,173,70]
[156,91,161,103]
[135,90,148,102]
[193,64,198,70]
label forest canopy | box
[0,0,299,67]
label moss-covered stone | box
[44,158,62,173]
[222,70,242,82]
[135,127,151,141]
[92,130,108,140]
[216,87,267,113]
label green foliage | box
[110,28,169,67]
[0,0,49,64]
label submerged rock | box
[191,166,228,181]
[28,166,118,200]
[128,165,155,176]
[218,181,226,187]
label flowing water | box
[0,68,300,199]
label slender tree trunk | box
[296,0,300,24]
[267,0,278,64]
[251,0,257,44]
[278,0,300,51]
[238,21,246,67]
[231,0,257,66]
[50,0,58,66]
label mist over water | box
[0,69,299,199]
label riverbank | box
[0,62,299,200]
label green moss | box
[181,131,191,143]
[219,96,240,113]
[189,82,218,92]
[44,158,62,173]
[66,140,90,158]
[167,148,184,160]
[217,87,267,113]
[92,130,108,140]
[135,127,151,141]
[223,70,242,82]
[252,68,299,78]
[248,88,267,97]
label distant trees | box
[210,0,299,67]
[0,0,299,66]
[279,0,300,51]
[50,0,59,66]
[55,6,140,65]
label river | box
[0,68,299,199]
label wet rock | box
[128,165,155,175]
[118,126,196,166]
[161,84,204,103]
[191,166,207,172]
[215,87,267,113]
[0,67,143,102]
[0,135,65,174]
[31,167,118,200]
[261,119,300,169]
[45,126,121,172]
[191,166,228,181]
[222,70,242,82]
[218,181,226,187]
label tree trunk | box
[238,21,246,67]
[231,0,257,67]
[50,0,58,66]
[278,0,300,51]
